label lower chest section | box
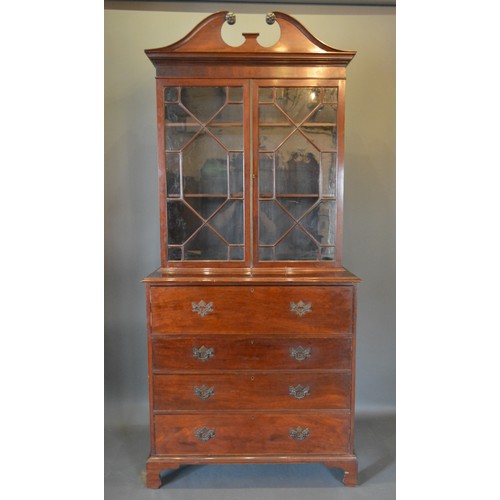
[146,283,356,457]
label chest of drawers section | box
[145,282,358,487]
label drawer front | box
[153,372,351,410]
[152,335,352,371]
[150,285,354,334]
[154,412,350,455]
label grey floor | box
[105,414,395,500]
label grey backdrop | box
[104,2,395,426]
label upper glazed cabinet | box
[145,11,355,270]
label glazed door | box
[159,80,251,267]
[252,80,345,267]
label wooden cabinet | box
[143,11,359,488]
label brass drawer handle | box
[289,426,310,441]
[194,427,216,442]
[192,300,214,317]
[289,346,311,361]
[193,345,214,361]
[290,300,312,317]
[194,385,215,400]
[289,384,310,399]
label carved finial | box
[225,12,236,25]
[266,12,276,25]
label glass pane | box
[211,103,243,123]
[324,87,338,104]
[229,153,243,197]
[306,103,337,124]
[184,196,226,221]
[166,125,200,152]
[165,103,195,124]
[259,104,290,124]
[301,125,337,151]
[182,131,227,194]
[277,197,317,220]
[229,246,244,260]
[184,226,228,260]
[166,153,180,196]
[259,247,274,261]
[168,246,182,260]
[275,226,318,260]
[320,246,336,261]
[276,131,320,195]
[181,87,226,124]
[164,86,179,103]
[321,153,337,196]
[301,200,337,245]
[228,86,243,103]
[259,200,294,245]
[259,126,292,151]
[208,125,243,150]
[210,200,243,244]
[259,153,274,198]
[167,200,203,245]
[275,88,318,124]
[259,88,274,103]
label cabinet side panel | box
[145,283,156,454]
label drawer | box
[154,412,350,455]
[153,372,351,410]
[152,335,352,371]
[149,285,354,334]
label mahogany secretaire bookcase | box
[142,11,360,488]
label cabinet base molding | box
[145,454,358,488]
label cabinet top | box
[145,11,356,70]
[143,267,361,285]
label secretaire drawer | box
[153,372,351,410]
[152,335,352,370]
[149,285,354,334]
[154,412,350,456]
